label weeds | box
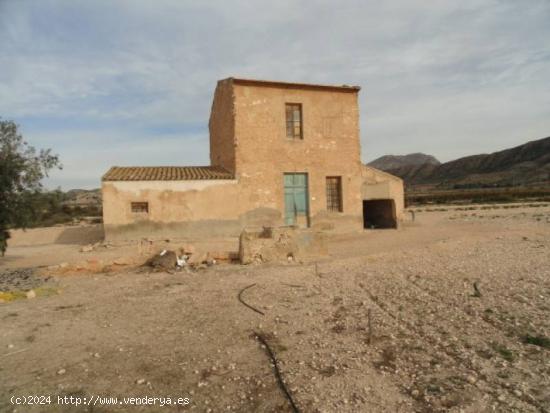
[0,287,58,302]
[0,291,27,302]
[491,342,515,362]
[373,346,397,370]
[522,334,550,349]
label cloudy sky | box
[1,0,549,189]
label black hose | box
[254,332,300,413]
[237,283,265,315]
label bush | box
[522,334,550,349]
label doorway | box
[284,173,309,227]
[363,199,397,229]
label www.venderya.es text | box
[11,395,191,407]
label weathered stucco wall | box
[231,82,365,231]
[102,179,281,241]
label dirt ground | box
[1,203,549,413]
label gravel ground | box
[0,268,51,293]
[0,204,549,413]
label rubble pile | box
[145,245,234,272]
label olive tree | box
[0,119,61,255]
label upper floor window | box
[285,103,302,139]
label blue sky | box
[1,0,549,189]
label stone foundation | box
[239,226,327,264]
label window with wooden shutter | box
[326,177,342,212]
[285,103,303,139]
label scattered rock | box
[187,252,208,266]
[57,369,66,375]
[80,245,94,253]
[209,251,233,261]
[26,290,36,299]
[466,375,477,384]
[113,257,132,266]
[180,244,196,255]
[136,378,146,385]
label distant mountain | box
[368,153,440,170]
[382,162,440,184]
[64,188,102,207]
[369,136,550,189]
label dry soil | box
[1,203,549,413]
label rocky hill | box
[368,153,440,170]
[368,136,550,188]
[64,189,102,208]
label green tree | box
[0,119,61,255]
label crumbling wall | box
[102,179,282,241]
[239,226,327,264]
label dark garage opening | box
[363,199,397,229]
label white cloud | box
[33,128,210,189]
[0,0,549,188]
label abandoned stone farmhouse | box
[102,78,404,240]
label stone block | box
[239,226,327,264]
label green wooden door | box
[284,173,309,226]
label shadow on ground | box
[54,225,104,245]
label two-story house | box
[101,78,404,240]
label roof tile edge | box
[101,166,235,182]
[228,77,361,93]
